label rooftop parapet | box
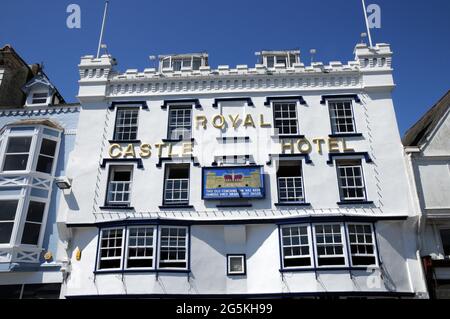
[354,43,393,69]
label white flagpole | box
[361,0,373,47]
[96,1,109,58]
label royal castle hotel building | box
[60,43,428,298]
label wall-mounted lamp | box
[55,176,72,190]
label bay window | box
[347,223,377,266]
[21,201,46,246]
[280,225,312,268]
[0,200,19,244]
[98,228,124,270]
[126,226,156,269]
[3,136,32,171]
[36,139,57,174]
[314,224,347,267]
[158,226,188,269]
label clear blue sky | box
[1,0,449,135]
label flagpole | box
[96,1,109,58]
[361,0,373,47]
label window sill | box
[159,205,194,209]
[99,206,135,210]
[280,267,368,273]
[108,140,141,144]
[328,133,363,138]
[337,201,374,206]
[275,202,311,207]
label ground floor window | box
[97,225,189,271]
[279,222,377,270]
[0,283,61,299]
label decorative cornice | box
[0,106,80,117]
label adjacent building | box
[403,90,450,299]
[60,43,427,298]
[0,45,79,298]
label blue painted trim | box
[277,225,285,270]
[100,158,143,169]
[94,269,191,275]
[328,133,363,138]
[212,97,254,108]
[109,101,148,110]
[226,254,247,276]
[343,222,353,273]
[108,140,141,144]
[94,228,101,272]
[327,152,373,165]
[187,225,191,274]
[337,201,374,205]
[267,153,312,165]
[264,96,306,106]
[310,222,317,271]
[70,215,408,229]
[320,94,361,105]
[155,225,159,270]
[161,99,201,109]
[156,156,199,168]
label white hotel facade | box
[60,43,428,298]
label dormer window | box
[31,92,48,105]
[159,54,208,72]
[259,50,300,68]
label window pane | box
[0,223,14,244]
[36,156,54,174]
[0,200,18,220]
[3,154,29,171]
[25,202,45,223]
[39,139,57,156]
[6,137,32,153]
[21,223,41,245]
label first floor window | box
[347,224,376,266]
[277,161,305,203]
[314,224,346,267]
[281,225,312,268]
[98,228,124,270]
[36,138,57,174]
[336,159,366,201]
[163,164,190,205]
[168,106,192,140]
[158,226,188,269]
[114,108,139,141]
[126,226,156,269]
[0,200,18,244]
[328,100,356,134]
[440,229,450,256]
[106,166,133,206]
[21,201,45,245]
[273,102,298,135]
[3,136,32,171]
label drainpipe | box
[404,146,428,298]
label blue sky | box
[1,0,449,135]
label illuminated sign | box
[202,166,265,200]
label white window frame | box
[106,166,133,207]
[167,105,192,140]
[265,53,298,68]
[272,101,299,136]
[1,135,34,173]
[35,135,59,175]
[97,227,126,271]
[31,92,48,105]
[328,99,356,134]
[313,223,348,268]
[125,226,157,270]
[0,197,22,248]
[19,197,48,248]
[276,160,305,204]
[336,160,367,202]
[163,164,190,206]
[345,223,378,267]
[227,254,246,275]
[157,226,189,270]
[280,224,314,269]
[161,56,203,72]
[113,108,139,141]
